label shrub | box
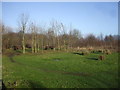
[91,50,96,53]
[81,50,89,55]
[99,55,105,60]
[98,49,104,53]
[104,49,111,55]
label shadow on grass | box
[87,57,98,60]
[91,51,102,54]
[73,52,83,55]
[28,81,46,88]
[53,58,61,61]
[3,80,46,88]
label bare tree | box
[68,24,73,50]
[61,23,67,51]
[85,34,98,47]
[30,23,35,53]
[55,21,62,50]
[34,26,38,53]
[47,28,55,47]
[30,22,39,53]
[50,20,57,51]
[18,13,29,54]
[40,26,45,53]
[2,25,14,49]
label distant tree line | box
[1,14,119,53]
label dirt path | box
[6,52,23,65]
[41,69,91,76]
[8,53,15,63]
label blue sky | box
[0,2,2,21]
[2,2,118,36]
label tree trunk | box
[32,33,34,53]
[41,37,43,53]
[57,37,60,50]
[34,34,37,53]
[64,40,66,51]
[37,40,40,52]
[22,32,25,54]
[53,37,56,51]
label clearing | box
[2,50,119,88]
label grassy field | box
[2,50,119,88]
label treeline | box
[1,14,119,53]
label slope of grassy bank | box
[2,50,119,88]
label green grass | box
[2,50,119,88]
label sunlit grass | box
[2,51,119,88]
